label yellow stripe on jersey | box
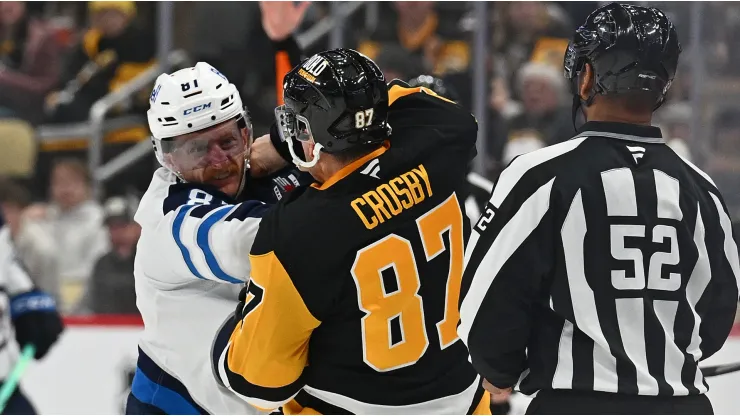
[311,141,389,191]
[472,391,492,415]
[283,400,322,415]
[388,85,457,106]
[227,251,320,389]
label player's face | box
[163,119,250,197]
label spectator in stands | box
[0,1,61,125]
[490,62,572,174]
[357,2,470,77]
[0,177,60,301]
[77,195,139,315]
[185,1,316,132]
[654,102,694,162]
[490,2,572,101]
[373,44,426,82]
[705,109,740,220]
[25,159,108,312]
[45,1,156,123]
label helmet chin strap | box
[288,135,323,169]
[233,155,250,198]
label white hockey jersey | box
[0,217,34,380]
[132,168,268,415]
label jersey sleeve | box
[155,185,271,284]
[696,190,740,359]
[386,81,478,159]
[458,157,558,389]
[0,222,34,296]
[215,248,320,410]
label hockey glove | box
[10,290,64,359]
[270,122,305,164]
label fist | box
[260,1,311,42]
[250,134,288,178]
[483,378,512,404]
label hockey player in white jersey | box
[0,213,63,413]
[127,3,310,414]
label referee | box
[459,3,740,415]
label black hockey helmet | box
[407,75,460,102]
[275,48,391,168]
[564,3,681,125]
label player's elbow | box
[216,343,304,411]
[223,375,302,412]
[457,112,479,153]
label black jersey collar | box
[576,121,664,144]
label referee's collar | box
[576,121,664,144]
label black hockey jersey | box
[216,85,490,414]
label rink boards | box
[20,316,740,414]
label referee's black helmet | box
[564,3,681,123]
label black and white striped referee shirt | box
[459,121,740,396]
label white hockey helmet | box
[147,62,252,197]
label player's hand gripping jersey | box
[216,81,489,414]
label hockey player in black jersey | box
[460,3,739,415]
[214,49,491,414]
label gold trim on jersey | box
[473,392,492,415]
[388,85,456,106]
[227,251,320,389]
[351,164,433,230]
[283,400,322,415]
[311,141,390,190]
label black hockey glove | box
[269,122,305,164]
[10,290,64,359]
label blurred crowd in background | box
[0,1,738,317]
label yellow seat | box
[39,125,149,152]
[0,119,37,177]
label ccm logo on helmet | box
[150,84,161,103]
[183,103,212,116]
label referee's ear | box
[578,63,595,101]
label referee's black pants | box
[526,389,713,415]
